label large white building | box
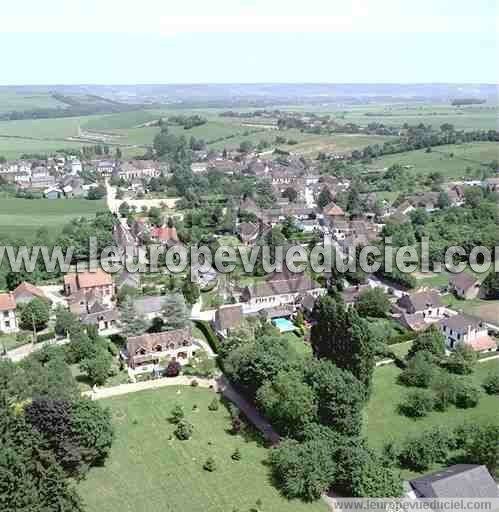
[0,293,18,334]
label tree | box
[203,456,217,472]
[256,370,317,437]
[80,346,112,386]
[20,297,50,332]
[398,351,438,388]
[305,360,364,436]
[174,419,194,440]
[311,296,377,397]
[355,288,390,318]
[462,423,499,477]
[399,389,435,418]
[483,371,499,395]
[407,326,445,360]
[148,206,162,227]
[87,185,106,200]
[437,191,450,209]
[446,344,477,375]
[170,404,184,424]
[162,293,190,330]
[269,438,337,501]
[182,279,200,305]
[482,271,499,299]
[54,306,78,337]
[431,371,461,411]
[317,186,333,209]
[464,186,483,208]
[282,187,298,202]
[454,381,481,408]
[119,296,149,337]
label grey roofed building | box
[396,290,442,314]
[116,271,141,289]
[409,465,499,498]
[132,295,166,318]
[213,304,243,335]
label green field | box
[364,359,499,455]
[79,386,328,512]
[368,142,499,179]
[0,91,68,114]
[0,198,106,241]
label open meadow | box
[0,198,106,241]
[78,386,328,512]
[364,359,499,461]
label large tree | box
[162,293,190,330]
[311,296,378,397]
[119,296,149,338]
[20,297,50,332]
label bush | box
[398,351,438,388]
[208,397,219,411]
[445,344,477,375]
[170,404,184,424]
[174,419,194,440]
[165,360,181,377]
[454,382,481,408]
[231,448,242,461]
[36,330,56,343]
[483,371,499,395]
[190,379,199,387]
[203,456,217,472]
[399,389,435,417]
[431,371,461,411]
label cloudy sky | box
[2,0,497,84]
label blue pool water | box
[272,317,297,333]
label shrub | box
[446,345,477,375]
[231,448,242,461]
[399,389,435,417]
[208,397,220,411]
[190,379,199,387]
[454,382,481,408]
[203,456,217,472]
[399,432,437,471]
[169,404,184,424]
[165,360,181,377]
[36,331,56,343]
[483,371,499,395]
[431,371,461,411]
[174,420,193,440]
[398,351,438,388]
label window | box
[154,345,162,352]
[4,321,10,328]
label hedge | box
[193,320,221,354]
[36,331,56,343]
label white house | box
[439,313,496,352]
[0,293,18,334]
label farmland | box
[0,198,106,241]
[0,90,68,114]
[79,386,328,512]
[366,141,499,179]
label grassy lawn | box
[367,142,498,179]
[441,294,499,325]
[79,386,328,512]
[364,359,499,457]
[0,198,106,241]
[282,330,312,357]
[388,341,414,359]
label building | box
[449,272,481,300]
[132,295,167,320]
[44,186,62,199]
[237,222,260,245]
[213,304,243,337]
[150,226,179,247]
[81,302,119,334]
[0,293,18,333]
[409,465,499,498]
[13,282,49,305]
[241,272,326,312]
[394,290,445,330]
[439,313,496,352]
[64,270,114,305]
[95,160,116,177]
[126,329,196,372]
[115,271,141,290]
[323,201,346,223]
[118,160,161,180]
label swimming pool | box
[272,317,297,333]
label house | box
[191,162,208,174]
[484,177,499,192]
[439,313,496,352]
[213,304,243,337]
[449,272,481,299]
[115,271,141,290]
[13,282,49,305]
[150,226,179,247]
[323,201,346,222]
[0,293,18,333]
[341,284,371,307]
[409,465,499,498]
[95,160,116,177]
[394,290,445,330]
[118,160,161,180]
[64,270,114,305]
[126,329,196,372]
[66,158,82,175]
[81,302,119,333]
[237,222,260,245]
[132,295,167,321]
[241,272,326,312]
[43,186,62,199]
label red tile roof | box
[0,293,16,311]
[151,226,178,242]
[467,336,497,352]
[64,270,113,289]
[13,281,47,300]
[323,201,345,216]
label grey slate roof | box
[132,295,166,315]
[409,465,499,498]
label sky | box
[1,0,497,84]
